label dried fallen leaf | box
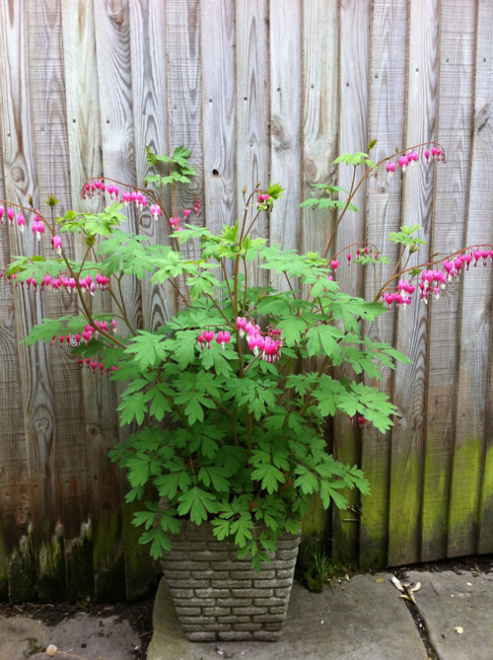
[411,582,422,593]
[454,626,464,635]
[391,576,405,592]
[375,577,385,583]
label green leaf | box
[294,466,319,495]
[250,464,285,494]
[305,325,343,360]
[177,487,218,523]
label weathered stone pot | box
[160,521,301,641]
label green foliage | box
[387,224,427,253]
[7,146,416,568]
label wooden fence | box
[0,0,492,602]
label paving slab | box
[148,574,428,660]
[408,569,493,660]
[0,611,141,660]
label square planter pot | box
[160,521,301,641]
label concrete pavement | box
[148,568,493,659]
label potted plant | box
[3,142,488,641]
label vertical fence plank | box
[27,0,91,602]
[359,0,407,570]
[125,0,171,599]
[235,0,269,288]
[300,0,339,554]
[92,0,139,600]
[331,0,370,565]
[0,133,8,599]
[301,0,339,255]
[61,0,121,601]
[0,96,29,602]
[388,0,439,566]
[129,0,172,331]
[165,0,204,266]
[0,0,59,603]
[448,0,493,557]
[421,0,476,562]
[201,0,236,235]
[269,0,302,258]
[479,322,493,554]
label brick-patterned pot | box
[160,521,301,641]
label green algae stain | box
[8,527,37,603]
[447,436,482,556]
[421,435,450,560]
[37,526,67,602]
[66,521,94,602]
[387,448,422,566]
[479,443,493,553]
[0,521,8,599]
[93,509,126,602]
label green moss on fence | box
[8,528,37,603]
[66,521,94,602]
[37,526,66,602]
[93,509,126,602]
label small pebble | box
[45,645,57,657]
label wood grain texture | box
[27,0,91,600]
[0,0,56,601]
[331,0,370,565]
[268,0,302,260]
[421,0,476,562]
[201,0,236,236]
[61,0,120,601]
[165,0,204,266]
[359,0,407,570]
[0,98,27,601]
[301,0,339,255]
[448,0,493,557]
[129,0,174,332]
[235,0,270,289]
[479,309,493,554]
[388,0,439,566]
[93,0,139,599]
[125,0,169,598]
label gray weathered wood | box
[448,0,493,558]
[388,0,440,566]
[421,0,475,562]
[201,0,236,238]
[332,0,370,566]
[0,0,57,602]
[268,0,302,261]
[359,0,407,570]
[235,0,270,289]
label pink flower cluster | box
[197,329,231,350]
[338,246,380,270]
[81,180,198,231]
[78,358,119,375]
[386,145,444,175]
[82,180,122,201]
[349,415,367,429]
[1,271,111,294]
[236,317,282,362]
[382,249,493,309]
[0,207,64,249]
[52,319,117,349]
